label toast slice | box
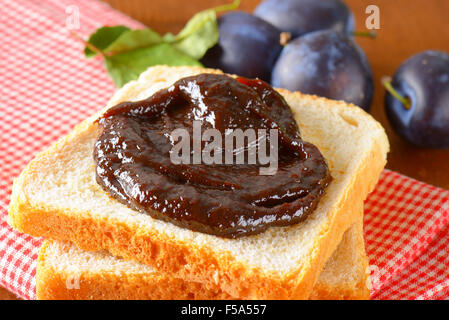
[8,66,388,299]
[36,216,369,300]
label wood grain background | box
[2,0,448,299]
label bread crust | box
[9,66,387,299]
[36,242,233,300]
[309,283,369,300]
[36,235,370,300]
[36,258,368,300]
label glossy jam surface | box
[94,74,331,238]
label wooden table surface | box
[2,0,448,300]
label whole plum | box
[271,30,373,111]
[385,50,449,148]
[201,11,282,81]
[254,0,354,38]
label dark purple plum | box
[385,50,449,148]
[271,30,373,111]
[254,0,354,39]
[201,11,282,81]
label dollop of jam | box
[94,74,331,238]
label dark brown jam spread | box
[94,74,331,238]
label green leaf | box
[103,28,163,54]
[168,9,219,60]
[83,0,241,87]
[105,43,202,88]
[84,26,130,58]
[166,0,240,60]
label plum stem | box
[213,0,241,13]
[280,32,291,46]
[382,76,411,110]
[352,31,377,39]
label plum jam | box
[94,74,331,238]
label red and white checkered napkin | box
[375,222,449,300]
[1,0,449,300]
[363,171,449,299]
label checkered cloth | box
[1,0,449,300]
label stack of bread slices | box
[8,66,389,300]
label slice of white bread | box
[36,216,369,300]
[8,66,388,299]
